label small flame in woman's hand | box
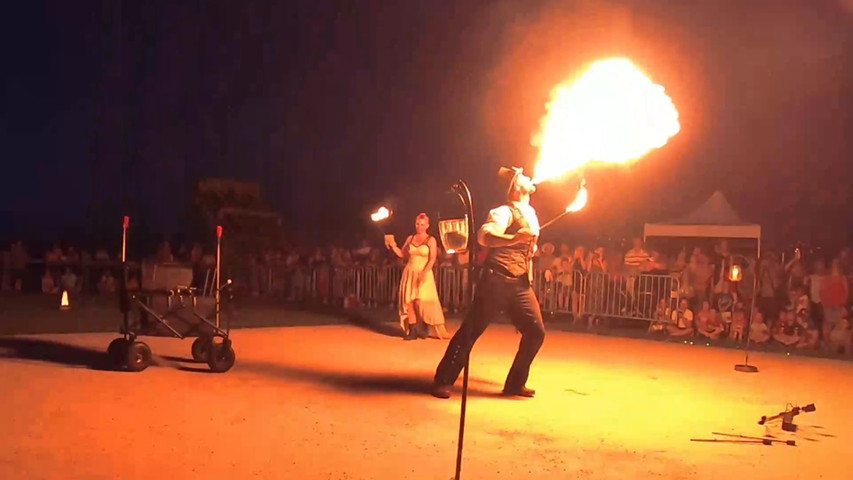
[371,206,392,222]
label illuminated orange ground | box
[1,322,850,479]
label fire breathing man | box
[432,167,545,399]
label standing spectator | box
[535,242,557,279]
[555,257,573,311]
[156,241,174,263]
[624,238,652,275]
[9,240,29,292]
[757,252,785,320]
[94,248,110,262]
[805,258,826,333]
[556,243,572,269]
[819,258,849,342]
[784,250,807,293]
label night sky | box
[2,0,852,250]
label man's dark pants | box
[434,269,546,391]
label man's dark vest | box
[484,205,533,278]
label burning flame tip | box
[370,206,391,222]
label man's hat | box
[497,166,523,197]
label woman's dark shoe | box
[417,320,429,339]
[404,326,418,341]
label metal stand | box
[735,259,760,373]
[449,179,475,480]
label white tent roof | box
[643,191,761,240]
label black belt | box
[481,265,527,281]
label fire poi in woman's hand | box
[370,206,392,222]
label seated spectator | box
[649,298,670,333]
[667,298,695,337]
[98,270,117,296]
[695,300,712,329]
[772,310,802,347]
[750,312,771,344]
[60,268,78,292]
[788,286,810,318]
[794,311,819,349]
[41,270,57,294]
[714,281,738,323]
[826,307,851,355]
[730,302,748,341]
[698,307,725,341]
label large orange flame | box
[532,58,680,184]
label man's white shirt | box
[481,202,540,237]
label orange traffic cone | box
[60,290,70,310]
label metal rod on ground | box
[451,180,475,480]
[711,432,796,446]
[691,438,771,445]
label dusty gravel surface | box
[1,321,850,480]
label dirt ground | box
[1,320,850,480]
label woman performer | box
[387,213,450,340]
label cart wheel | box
[191,336,212,362]
[207,343,236,373]
[126,341,152,372]
[107,338,130,367]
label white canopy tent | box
[643,191,761,255]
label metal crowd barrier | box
[258,265,679,324]
[7,257,680,324]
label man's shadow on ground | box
[0,336,507,398]
[224,359,506,398]
[0,336,114,371]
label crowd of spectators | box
[3,235,852,356]
[532,237,852,356]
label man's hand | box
[511,228,536,245]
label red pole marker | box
[216,225,223,238]
[123,216,130,228]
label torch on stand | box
[730,255,760,373]
[441,180,476,480]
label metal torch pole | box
[122,216,129,262]
[451,180,475,480]
[215,225,222,329]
